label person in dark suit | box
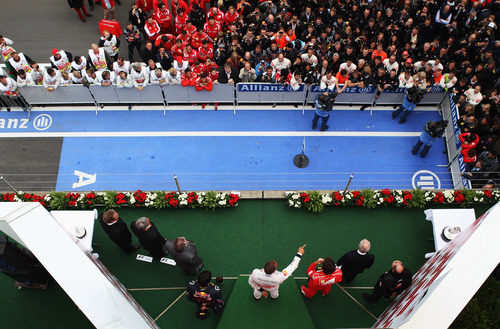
[164,237,203,275]
[363,260,412,304]
[337,239,375,284]
[130,217,166,259]
[99,209,138,252]
[217,63,238,84]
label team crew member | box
[99,30,120,61]
[144,16,161,41]
[8,52,33,77]
[363,260,412,304]
[300,257,342,298]
[43,68,61,91]
[50,49,73,73]
[187,271,224,319]
[130,63,149,90]
[248,244,306,300]
[337,239,375,284]
[204,16,221,40]
[153,3,172,33]
[88,43,112,71]
[71,56,88,73]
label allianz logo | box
[0,114,52,130]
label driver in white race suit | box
[248,244,306,300]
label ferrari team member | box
[187,270,224,319]
[300,257,342,298]
[248,244,306,300]
[153,3,172,33]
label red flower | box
[484,190,492,198]
[352,191,361,198]
[454,191,466,204]
[168,198,179,207]
[356,196,364,206]
[381,189,391,196]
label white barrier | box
[236,83,308,104]
[19,85,95,105]
[163,84,234,104]
[16,83,447,108]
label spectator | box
[8,52,33,78]
[0,74,25,111]
[238,61,257,82]
[218,63,237,84]
[95,69,115,86]
[16,69,34,87]
[320,71,339,92]
[71,56,87,73]
[30,62,45,85]
[113,57,130,75]
[0,35,15,63]
[271,53,291,72]
[464,85,483,106]
[140,40,157,64]
[150,68,168,85]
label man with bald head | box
[337,239,375,284]
[363,260,412,304]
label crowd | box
[0,0,499,179]
[100,209,413,319]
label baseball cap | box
[52,48,59,56]
[176,56,183,64]
[406,58,413,64]
[488,22,496,29]
[402,50,409,56]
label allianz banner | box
[237,83,305,92]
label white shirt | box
[71,57,88,72]
[17,74,34,87]
[339,62,357,74]
[383,59,399,73]
[271,57,291,71]
[320,75,337,91]
[130,67,149,87]
[150,69,168,85]
[116,74,133,88]
[464,88,483,106]
[399,73,414,89]
[43,70,61,89]
[95,70,116,86]
[0,77,18,95]
[113,61,131,75]
[301,53,318,67]
[439,74,457,89]
[166,70,181,84]
[248,253,303,291]
[173,60,189,72]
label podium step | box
[216,276,315,329]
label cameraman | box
[412,120,448,157]
[391,85,425,124]
[312,91,337,132]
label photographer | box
[392,85,425,124]
[99,30,120,62]
[412,120,448,157]
[312,91,337,132]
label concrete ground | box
[0,0,133,62]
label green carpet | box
[217,276,315,329]
[0,201,491,329]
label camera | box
[426,120,448,138]
[320,92,338,111]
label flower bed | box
[287,189,500,213]
[0,190,240,211]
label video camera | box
[406,87,425,104]
[319,92,338,111]
[425,120,448,138]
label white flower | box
[44,195,52,201]
[344,193,352,200]
[288,200,294,206]
[129,196,136,204]
[294,204,300,208]
[180,200,188,205]
[292,194,299,200]
[218,200,226,205]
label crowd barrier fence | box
[440,93,471,189]
[10,83,447,113]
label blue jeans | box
[312,113,329,130]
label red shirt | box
[203,22,221,39]
[195,76,213,91]
[136,0,153,12]
[181,72,197,86]
[198,44,214,61]
[183,49,199,65]
[191,31,209,49]
[154,34,175,51]
[224,11,239,27]
[144,21,161,40]
[209,70,219,81]
[154,8,172,27]
[307,262,342,287]
[191,63,206,76]
[170,42,187,58]
[175,14,188,34]
[171,0,189,16]
[207,8,225,25]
